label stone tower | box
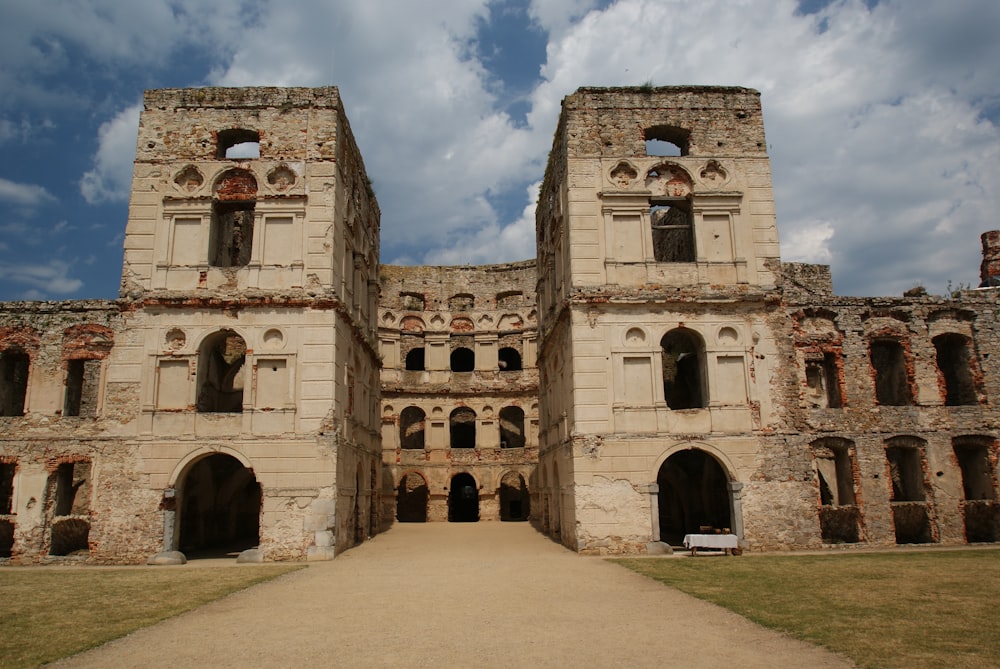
[534,87,784,553]
[117,87,382,559]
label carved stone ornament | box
[645,163,692,198]
[610,161,638,188]
[173,166,204,193]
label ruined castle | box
[0,86,997,563]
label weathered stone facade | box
[1,87,382,563]
[0,84,996,563]
[378,262,537,524]
[531,86,999,554]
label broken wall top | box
[137,86,346,162]
[380,261,537,311]
[560,86,767,158]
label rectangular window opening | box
[651,200,694,262]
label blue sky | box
[1,0,999,300]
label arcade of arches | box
[394,470,531,524]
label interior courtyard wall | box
[378,263,538,524]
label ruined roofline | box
[573,85,760,97]
[143,86,342,111]
[380,259,536,275]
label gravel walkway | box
[51,523,854,668]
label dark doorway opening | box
[397,472,428,523]
[499,471,530,521]
[178,454,261,557]
[448,473,479,522]
[657,449,731,545]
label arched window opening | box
[499,471,530,521]
[870,340,913,406]
[397,473,428,522]
[197,330,246,413]
[661,329,705,410]
[449,407,476,449]
[656,449,730,545]
[178,454,260,555]
[399,406,426,450]
[953,437,999,543]
[651,200,694,262]
[0,462,13,557]
[804,353,843,409]
[811,438,861,544]
[498,347,521,371]
[885,438,934,544]
[933,333,978,406]
[645,125,690,156]
[210,169,257,268]
[499,406,525,449]
[448,472,479,522]
[0,350,29,416]
[47,460,92,555]
[405,348,425,371]
[210,201,255,267]
[451,347,475,372]
[217,129,260,159]
[64,359,102,417]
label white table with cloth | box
[682,533,739,555]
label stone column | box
[647,483,660,541]
[728,481,745,539]
[162,488,177,551]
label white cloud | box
[0,258,82,296]
[0,1,259,110]
[782,221,834,264]
[80,103,141,204]
[0,179,56,207]
[421,181,539,266]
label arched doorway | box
[499,471,530,521]
[178,453,260,556]
[449,472,479,522]
[397,472,428,522]
[657,449,731,545]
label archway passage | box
[397,472,428,522]
[657,449,731,545]
[178,454,261,556]
[499,472,530,521]
[448,473,479,522]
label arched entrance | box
[657,449,731,545]
[448,472,479,522]
[178,453,260,556]
[397,472,428,522]
[499,471,530,521]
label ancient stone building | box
[0,87,382,563]
[377,263,538,524]
[533,86,1000,554]
[0,84,997,563]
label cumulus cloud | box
[80,103,141,204]
[420,181,539,266]
[0,258,83,297]
[0,1,259,110]
[0,179,56,208]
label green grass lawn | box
[614,549,1000,669]
[0,564,303,668]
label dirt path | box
[50,523,854,668]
